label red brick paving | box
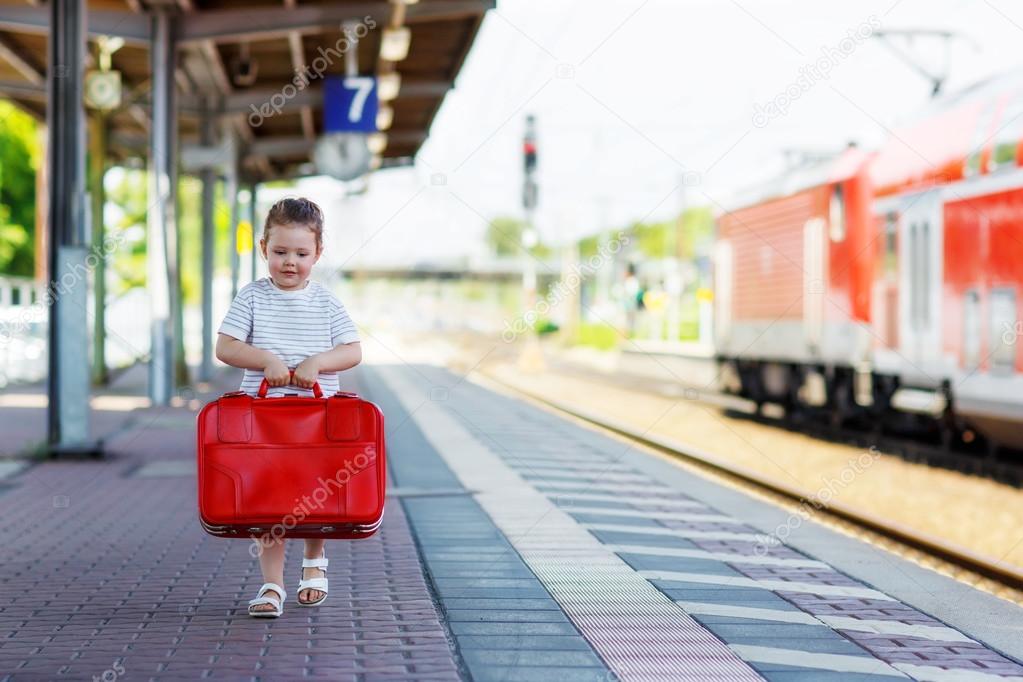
[0,367,461,681]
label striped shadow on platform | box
[532,480,677,494]
[541,492,705,508]
[678,602,978,644]
[558,506,741,524]
[639,570,897,601]
[582,523,778,544]
[606,544,828,569]
[729,645,906,678]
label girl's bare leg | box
[299,539,326,604]
[251,536,286,612]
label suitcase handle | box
[257,370,323,399]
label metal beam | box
[0,78,44,100]
[89,114,109,386]
[179,0,493,45]
[245,131,425,159]
[300,106,315,141]
[0,5,150,45]
[0,31,43,84]
[287,31,317,143]
[226,79,449,116]
[248,183,258,282]
[0,78,449,119]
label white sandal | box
[248,582,286,618]
[296,555,328,607]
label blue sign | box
[324,76,379,133]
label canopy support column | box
[199,97,216,383]
[46,0,100,456]
[147,9,177,405]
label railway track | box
[551,353,1023,488]
[475,368,1023,602]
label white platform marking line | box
[533,480,676,493]
[818,616,975,643]
[524,471,655,483]
[0,461,28,480]
[729,645,908,677]
[543,492,705,509]
[509,461,634,472]
[676,601,822,625]
[559,506,741,524]
[606,544,828,569]
[638,570,897,601]
[891,663,1023,681]
[583,523,779,544]
[675,603,980,645]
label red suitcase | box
[196,373,385,540]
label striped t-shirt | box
[217,277,360,397]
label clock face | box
[84,71,121,110]
[314,132,371,181]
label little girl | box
[214,196,362,617]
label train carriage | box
[714,146,877,420]
[714,72,1023,452]
[870,74,1023,448]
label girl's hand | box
[263,356,291,387]
[293,357,321,389]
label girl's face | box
[260,223,322,291]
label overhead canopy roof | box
[0,0,492,182]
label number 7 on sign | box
[344,77,374,123]
[323,75,378,133]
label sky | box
[289,0,1023,269]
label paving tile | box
[466,664,611,682]
[448,621,581,636]
[443,610,570,624]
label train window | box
[991,94,1023,171]
[910,221,931,328]
[884,212,897,276]
[920,221,930,325]
[964,290,981,371]
[829,184,845,241]
[990,288,1018,372]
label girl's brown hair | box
[262,197,325,251]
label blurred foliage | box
[105,168,149,294]
[575,321,619,350]
[534,318,559,336]
[103,169,235,305]
[486,216,552,259]
[0,101,38,277]
[578,234,600,258]
[623,206,715,260]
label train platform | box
[1,361,1023,681]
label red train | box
[714,73,1023,451]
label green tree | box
[0,101,38,277]
[485,216,551,258]
[104,167,149,294]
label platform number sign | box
[324,76,379,133]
